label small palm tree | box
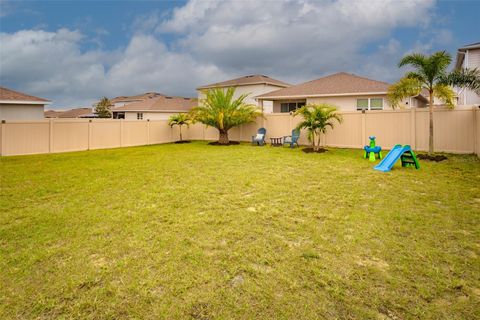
[190,87,262,144]
[294,104,342,151]
[168,113,191,142]
[388,51,480,154]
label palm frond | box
[440,68,480,94]
[387,77,423,108]
[398,53,427,69]
[168,113,191,127]
[433,84,456,108]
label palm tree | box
[388,51,480,154]
[294,104,342,152]
[168,113,191,142]
[190,87,262,144]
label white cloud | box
[0,0,439,108]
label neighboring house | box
[455,42,480,106]
[44,110,63,118]
[45,107,96,118]
[0,86,50,120]
[110,92,164,108]
[197,75,291,113]
[256,72,427,113]
[112,95,197,120]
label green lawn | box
[1,141,479,319]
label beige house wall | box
[0,104,45,120]
[1,108,479,157]
[269,95,422,112]
[123,111,184,120]
[457,48,480,105]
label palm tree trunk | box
[219,129,229,144]
[179,125,183,141]
[429,90,434,155]
[311,131,316,151]
[317,132,322,150]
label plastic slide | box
[374,144,419,172]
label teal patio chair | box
[283,129,300,148]
[252,127,267,146]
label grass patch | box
[1,141,479,319]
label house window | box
[113,112,125,119]
[356,98,383,111]
[356,99,369,110]
[137,113,143,120]
[370,98,383,110]
[280,102,306,113]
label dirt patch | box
[208,141,240,146]
[189,302,211,320]
[174,140,191,144]
[302,147,327,154]
[417,154,447,162]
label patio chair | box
[283,129,300,148]
[252,127,267,146]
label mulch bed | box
[174,140,191,144]
[302,147,327,154]
[208,141,241,146]
[417,154,448,162]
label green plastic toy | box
[364,136,382,162]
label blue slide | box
[374,144,411,172]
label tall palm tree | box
[190,87,262,144]
[388,51,480,154]
[294,104,342,151]
[168,113,191,142]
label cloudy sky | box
[0,0,478,108]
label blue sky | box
[0,0,479,108]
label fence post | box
[147,120,150,145]
[120,119,124,147]
[1,120,5,156]
[49,119,54,153]
[473,108,478,155]
[410,108,416,150]
[361,110,366,146]
[88,120,92,150]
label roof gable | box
[197,75,290,90]
[257,72,390,99]
[112,95,197,112]
[0,86,50,103]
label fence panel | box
[2,121,50,155]
[324,112,363,148]
[53,120,89,153]
[365,110,411,149]
[89,120,121,150]
[149,120,173,144]
[122,121,148,147]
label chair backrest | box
[258,127,266,135]
[292,129,300,141]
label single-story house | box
[45,107,96,118]
[112,95,197,120]
[197,75,291,113]
[455,42,480,106]
[256,72,427,113]
[0,86,50,120]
